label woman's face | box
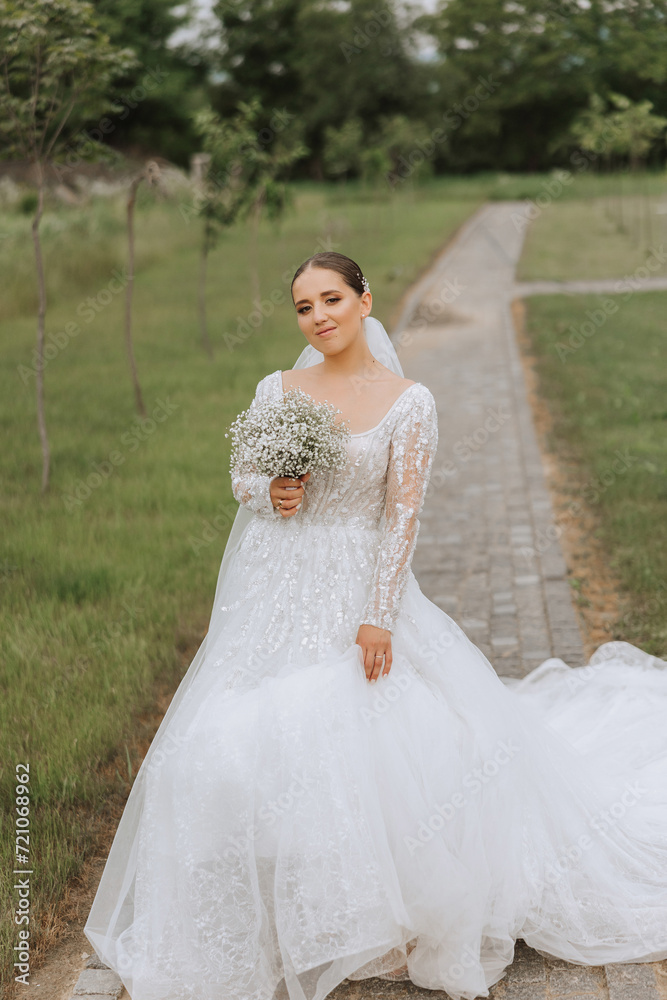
[292,267,372,357]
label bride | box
[84,251,667,1000]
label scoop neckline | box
[277,371,421,438]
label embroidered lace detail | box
[231,374,280,517]
[359,387,437,631]
[229,371,438,634]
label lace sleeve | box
[360,386,438,632]
[230,373,279,517]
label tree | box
[606,94,667,171]
[569,92,667,238]
[125,161,162,417]
[93,0,211,166]
[376,115,435,188]
[323,119,363,181]
[416,0,667,172]
[0,0,135,492]
[240,107,307,303]
[212,0,429,178]
[190,104,260,359]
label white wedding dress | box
[85,364,667,1000]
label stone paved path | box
[75,203,667,1000]
[400,202,583,679]
[515,276,667,297]
[378,201,665,998]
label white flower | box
[228,388,351,479]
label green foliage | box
[192,99,306,249]
[0,182,480,986]
[239,100,308,223]
[524,291,667,656]
[213,0,430,175]
[0,0,136,164]
[605,94,667,167]
[191,103,263,251]
[415,0,667,171]
[323,119,364,180]
[570,93,667,168]
[322,114,435,186]
[93,0,212,166]
[206,0,667,175]
[18,191,38,215]
[517,194,667,281]
[377,115,435,185]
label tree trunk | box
[250,199,261,305]
[198,228,214,360]
[616,157,625,234]
[643,171,653,250]
[125,175,147,417]
[32,160,50,493]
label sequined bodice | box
[231,369,438,632]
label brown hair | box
[291,252,366,299]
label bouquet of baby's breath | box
[227,387,351,479]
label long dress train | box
[84,370,667,1000]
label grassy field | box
[515,173,666,655]
[517,191,667,281]
[0,177,485,985]
[520,293,666,657]
[2,168,666,986]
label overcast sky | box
[170,0,441,51]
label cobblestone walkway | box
[401,201,583,679]
[515,276,667,297]
[379,201,665,998]
[75,203,666,1000]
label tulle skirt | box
[84,519,667,1000]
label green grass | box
[3,169,665,985]
[517,192,667,281]
[486,168,667,203]
[522,292,667,655]
[0,178,483,986]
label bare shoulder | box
[281,364,325,388]
[381,370,416,388]
[373,365,416,391]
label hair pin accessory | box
[356,271,371,293]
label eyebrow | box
[294,289,342,306]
